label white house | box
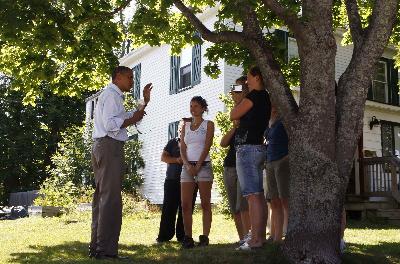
[85,8,400,207]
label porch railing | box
[362,157,400,203]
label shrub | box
[76,186,95,204]
[210,94,235,216]
[123,138,145,196]
[35,93,146,212]
[48,125,94,186]
[34,176,78,211]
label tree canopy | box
[0,75,86,203]
[2,0,399,104]
[0,0,126,104]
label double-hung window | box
[368,58,399,106]
[170,36,202,94]
[180,47,192,90]
[371,61,389,103]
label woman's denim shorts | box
[181,162,213,183]
[236,144,266,196]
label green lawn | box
[0,210,399,264]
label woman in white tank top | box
[180,96,214,249]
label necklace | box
[192,119,203,127]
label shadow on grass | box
[10,241,288,264]
[10,240,400,263]
[346,220,400,230]
[343,242,400,264]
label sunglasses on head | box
[230,84,243,92]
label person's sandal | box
[197,235,209,246]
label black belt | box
[94,136,124,143]
[188,161,210,166]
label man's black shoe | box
[94,253,129,261]
[156,237,170,243]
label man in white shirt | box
[90,66,152,260]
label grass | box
[0,210,399,264]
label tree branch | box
[261,0,305,39]
[172,0,245,44]
[345,0,363,48]
[174,0,298,127]
[80,0,133,22]
[239,3,298,128]
[336,0,399,179]
[106,0,133,17]
[364,0,399,47]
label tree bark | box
[282,137,344,264]
[278,30,342,263]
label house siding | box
[334,35,400,156]
[117,12,235,204]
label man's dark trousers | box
[90,137,125,256]
[157,179,198,242]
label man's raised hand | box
[143,83,152,105]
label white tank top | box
[184,120,210,161]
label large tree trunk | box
[283,140,345,264]
[279,18,351,262]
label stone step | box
[387,219,400,226]
[28,206,63,217]
[376,209,400,220]
[345,201,395,211]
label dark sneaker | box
[197,235,209,247]
[156,237,170,243]
[181,235,195,249]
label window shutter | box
[168,121,179,140]
[170,56,180,94]
[275,29,288,63]
[367,84,373,100]
[191,36,202,86]
[175,121,179,138]
[388,59,399,106]
[90,101,95,119]
[132,64,141,99]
